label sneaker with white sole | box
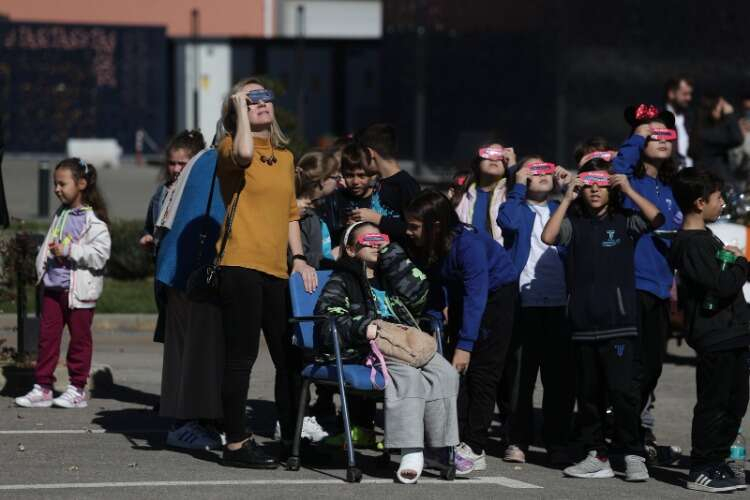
[15,384,53,408]
[503,444,526,463]
[687,464,737,493]
[624,454,649,481]
[301,416,329,443]
[275,417,330,443]
[167,421,222,450]
[563,450,615,479]
[52,385,87,409]
[455,442,486,475]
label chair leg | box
[287,378,310,471]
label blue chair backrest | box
[289,270,333,349]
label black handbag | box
[185,162,239,303]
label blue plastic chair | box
[286,271,454,483]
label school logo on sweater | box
[614,343,625,357]
[602,230,621,248]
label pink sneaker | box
[52,385,88,409]
[15,384,53,408]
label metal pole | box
[414,0,426,176]
[37,160,49,218]
[16,234,26,355]
[295,5,306,139]
[191,8,200,131]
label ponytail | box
[55,158,110,225]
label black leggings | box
[219,266,298,444]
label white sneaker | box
[624,454,649,482]
[301,416,329,443]
[15,384,53,408]
[52,385,87,409]
[455,442,487,475]
[563,450,615,479]
[166,421,222,450]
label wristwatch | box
[292,254,308,263]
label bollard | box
[37,160,50,218]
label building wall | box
[0,0,266,37]
[277,0,381,38]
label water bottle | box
[729,429,746,485]
[703,249,738,311]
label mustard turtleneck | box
[216,135,299,278]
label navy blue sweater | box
[497,182,566,276]
[426,224,517,352]
[613,135,682,299]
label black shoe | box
[720,463,747,491]
[223,439,279,469]
[687,464,737,493]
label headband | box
[343,221,370,248]
[578,150,617,167]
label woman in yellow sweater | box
[216,77,317,469]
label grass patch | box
[0,278,157,314]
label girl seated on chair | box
[314,221,460,484]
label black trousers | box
[576,337,644,457]
[219,266,298,444]
[450,283,517,454]
[634,291,670,438]
[691,347,750,467]
[508,306,573,452]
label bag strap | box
[366,339,391,390]
[214,189,240,266]
[194,159,220,265]
[194,159,240,268]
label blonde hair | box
[220,77,290,148]
[295,149,336,198]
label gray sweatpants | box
[383,354,460,449]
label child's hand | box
[609,174,632,194]
[452,349,471,374]
[725,245,743,258]
[503,147,517,167]
[634,123,653,138]
[351,208,382,225]
[515,166,531,185]
[564,178,584,202]
[366,323,378,340]
[48,242,66,258]
[554,166,572,187]
[296,198,312,212]
[139,234,154,249]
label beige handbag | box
[372,319,437,368]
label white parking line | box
[0,429,161,434]
[0,477,543,490]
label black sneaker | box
[720,463,747,491]
[223,439,279,469]
[687,464,737,493]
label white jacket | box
[454,180,507,245]
[35,208,111,309]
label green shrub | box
[106,219,154,280]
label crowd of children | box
[13,81,750,493]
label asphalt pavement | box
[0,330,746,499]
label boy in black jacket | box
[671,168,750,493]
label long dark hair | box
[405,190,460,266]
[571,160,622,217]
[634,119,678,185]
[55,158,109,224]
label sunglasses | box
[356,233,390,249]
[578,171,610,187]
[247,89,275,104]
[478,146,506,161]
[649,129,677,141]
[527,161,556,176]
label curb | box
[0,314,157,334]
